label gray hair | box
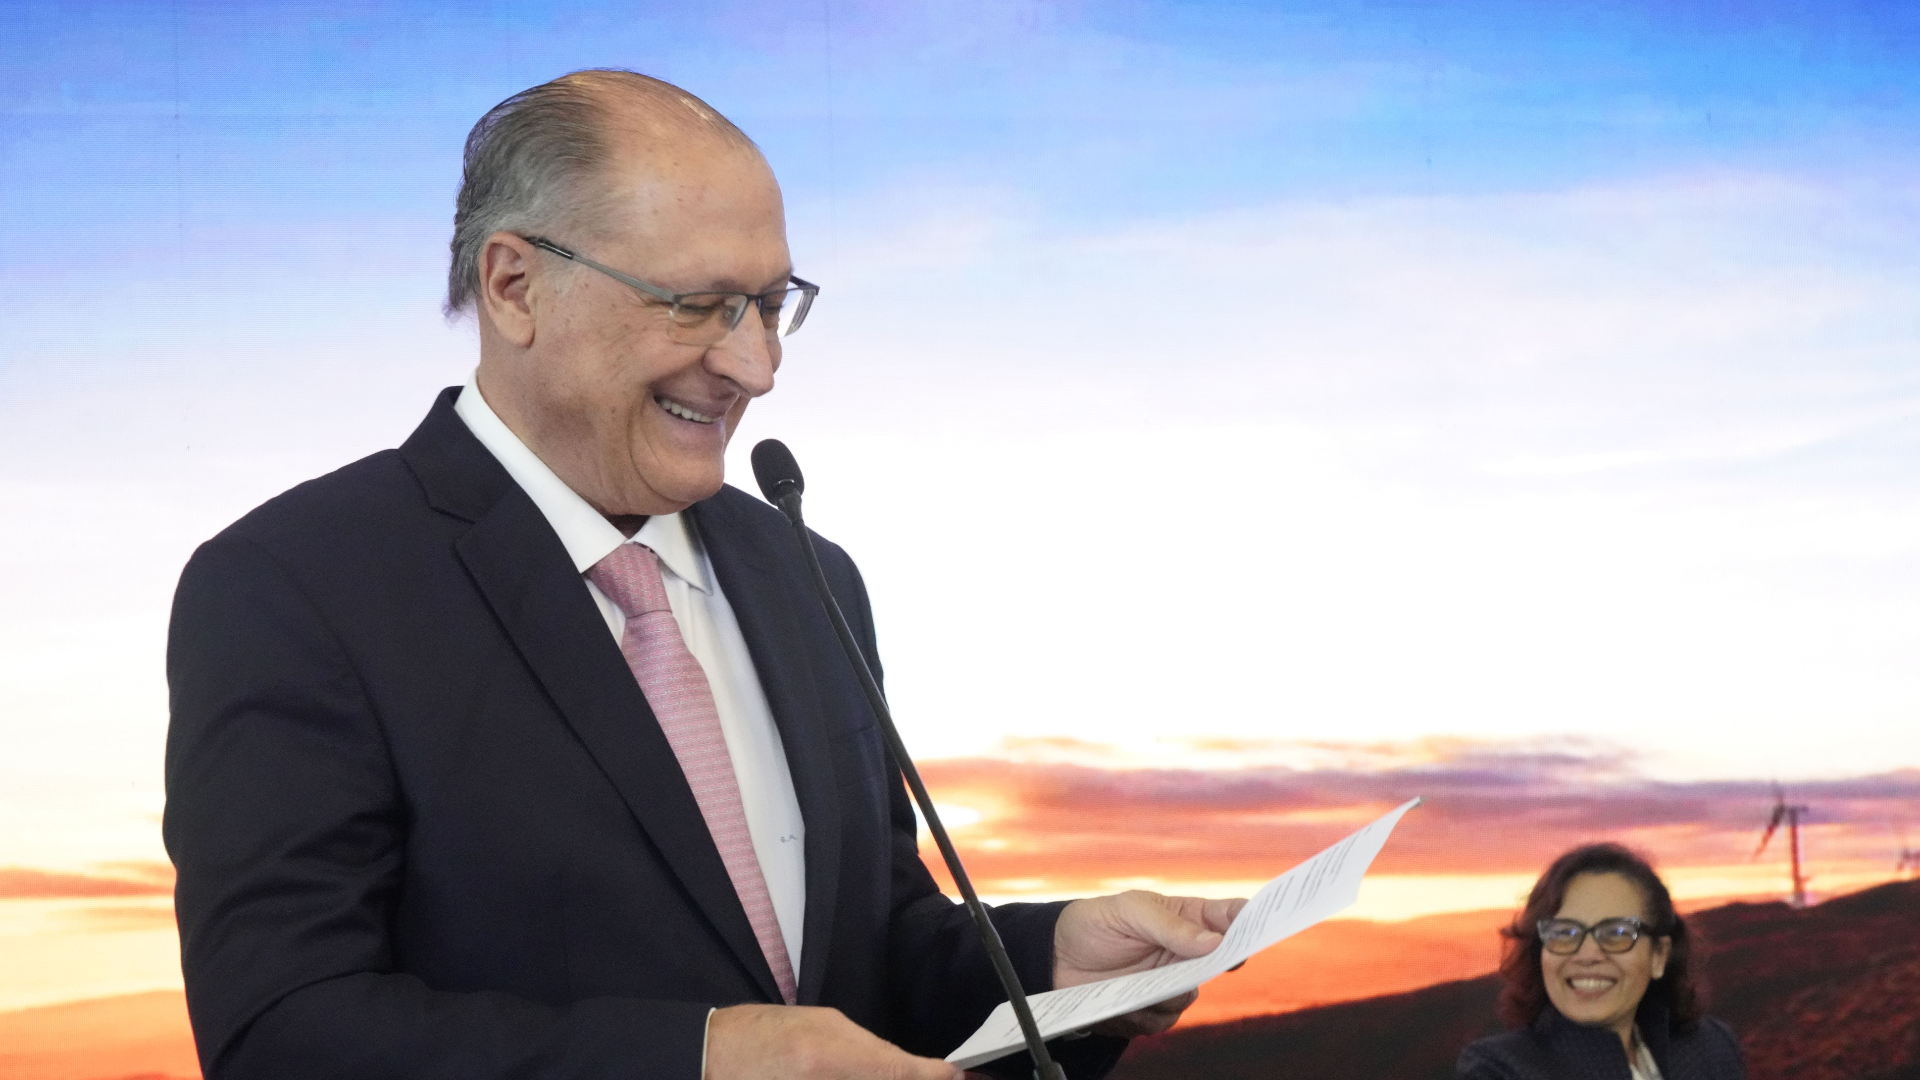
[445,69,755,315]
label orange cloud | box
[68,904,180,931]
[0,864,174,899]
[912,745,1920,897]
[0,990,200,1080]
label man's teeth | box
[657,397,716,424]
[1570,978,1616,991]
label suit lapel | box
[691,494,845,1007]
[405,391,782,1004]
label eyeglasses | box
[1537,916,1652,955]
[522,235,818,345]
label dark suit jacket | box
[165,387,1125,1079]
[1457,999,1747,1080]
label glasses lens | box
[759,285,814,338]
[1593,919,1642,952]
[1538,920,1584,954]
[668,294,750,344]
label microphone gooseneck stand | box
[752,439,1067,1080]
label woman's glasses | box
[1536,916,1651,955]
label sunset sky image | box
[4,2,1917,1078]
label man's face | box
[504,136,791,518]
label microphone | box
[749,438,805,519]
[752,439,1066,1080]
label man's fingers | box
[1203,896,1247,932]
[1143,989,1199,1016]
[1056,893,1253,1038]
[1090,990,1199,1038]
[1127,894,1227,958]
[1160,894,1247,941]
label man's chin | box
[604,467,728,517]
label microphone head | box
[751,439,805,508]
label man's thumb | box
[1146,900,1223,957]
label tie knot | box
[587,543,670,619]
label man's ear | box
[478,233,538,347]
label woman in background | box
[1457,843,1747,1080]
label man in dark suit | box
[165,70,1241,1079]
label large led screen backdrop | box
[3,3,1916,1078]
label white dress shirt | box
[454,372,807,974]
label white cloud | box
[734,170,1920,777]
[2,169,1915,874]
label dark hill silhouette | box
[1109,879,1920,1080]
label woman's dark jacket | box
[1457,998,1747,1080]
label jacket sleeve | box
[822,546,1129,1078]
[164,536,710,1080]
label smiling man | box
[163,70,1238,1080]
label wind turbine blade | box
[1755,809,1783,858]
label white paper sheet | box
[945,797,1424,1070]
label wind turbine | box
[1754,783,1811,908]
[1896,823,1919,880]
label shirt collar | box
[635,510,710,594]
[452,370,710,593]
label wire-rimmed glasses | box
[522,235,817,345]
[1537,916,1651,955]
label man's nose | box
[705,310,778,397]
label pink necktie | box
[588,543,798,1006]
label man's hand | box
[1052,891,1248,1038]
[705,1004,961,1080]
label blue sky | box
[3,0,1918,929]
[8,1,1918,254]
[5,1,1916,414]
